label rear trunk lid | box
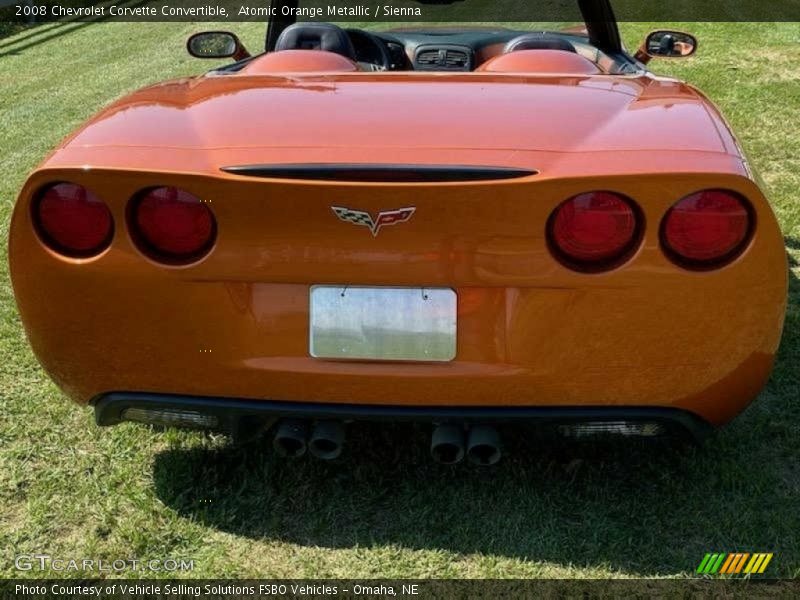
[59,72,735,167]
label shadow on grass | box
[785,236,800,267]
[152,250,799,577]
[0,0,152,57]
[0,20,100,57]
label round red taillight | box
[34,182,113,257]
[548,191,640,270]
[661,189,752,268]
[129,187,216,263]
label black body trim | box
[93,392,713,442]
[221,164,537,182]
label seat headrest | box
[275,23,357,61]
[504,33,577,54]
[241,50,359,74]
[477,50,602,74]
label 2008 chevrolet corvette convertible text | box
[9,0,788,464]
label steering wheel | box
[345,29,392,70]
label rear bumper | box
[93,392,714,442]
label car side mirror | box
[187,31,250,60]
[635,30,697,64]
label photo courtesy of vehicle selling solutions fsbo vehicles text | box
[1,0,798,597]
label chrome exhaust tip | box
[466,425,501,466]
[309,420,345,460]
[430,424,466,465]
[272,419,308,457]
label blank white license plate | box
[309,286,456,361]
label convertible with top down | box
[9,0,788,464]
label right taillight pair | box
[33,183,216,263]
[548,189,753,272]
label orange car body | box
[9,45,787,439]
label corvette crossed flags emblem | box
[331,206,416,237]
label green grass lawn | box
[0,21,799,579]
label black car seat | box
[274,23,357,61]
[504,33,577,54]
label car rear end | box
[9,159,787,452]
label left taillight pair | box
[32,183,216,263]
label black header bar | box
[3,0,800,23]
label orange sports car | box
[9,2,788,465]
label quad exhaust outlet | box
[273,419,500,464]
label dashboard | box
[345,27,599,72]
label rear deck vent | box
[221,164,537,183]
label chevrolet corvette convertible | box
[9,1,788,464]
